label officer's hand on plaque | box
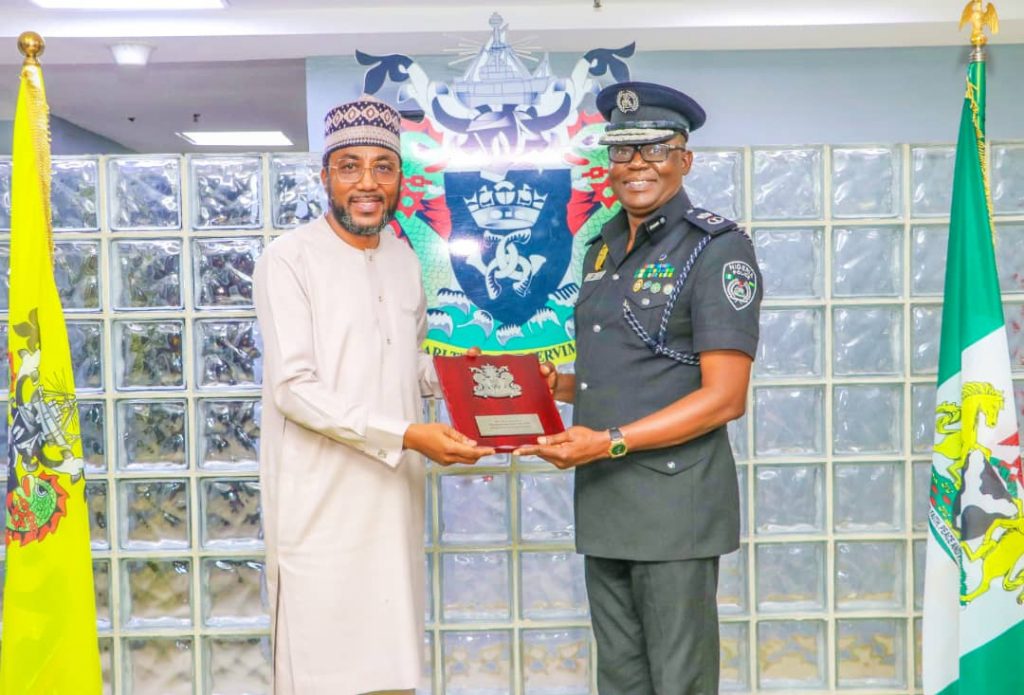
[538,360,557,395]
[404,423,495,466]
[514,426,609,469]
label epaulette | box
[684,207,739,236]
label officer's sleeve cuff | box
[693,329,758,359]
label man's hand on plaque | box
[538,360,558,396]
[404,423,496,465]
[514,426,610,469]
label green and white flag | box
[922,55,1024,695]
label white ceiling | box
[0,0,1020,152]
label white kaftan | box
[253,216,438,694]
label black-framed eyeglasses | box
[608,143,688,163]
[327,161,400,184]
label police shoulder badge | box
[722,261,757,310]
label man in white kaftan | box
[254,96,493,695]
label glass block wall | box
[0,143,1022,694]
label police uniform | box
[573,82,762,694]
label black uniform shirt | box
[572,189,762,561]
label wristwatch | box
[608,427,629,458]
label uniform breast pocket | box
[623,290,674,341]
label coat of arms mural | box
[357,13,632,364]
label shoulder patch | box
[722,260,758,310]
[685,207,738,236]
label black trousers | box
[585,555,720,695]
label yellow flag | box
[0,46,102,694]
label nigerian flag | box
[922,51,1024,695]
[0,37,102,694]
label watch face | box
[610,441,628,457]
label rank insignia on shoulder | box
[595,243,609,272]
[686,207,737,235]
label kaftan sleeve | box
[415,281,443,399]
[254,247,409,468]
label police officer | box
[517,82,762,694]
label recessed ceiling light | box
[177,131,293,147]
[31,0,225,9]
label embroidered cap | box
[323,95,402,159]
[596,81,706,146]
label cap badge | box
[616,89,639,113]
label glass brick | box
[197,398,261,471]
[915,617,924,689]
[52,157,99,231]
[753,386,824,457]
[440,473,509,545]
[195,318,263,389]
[912,304,942,375]
[832,306,903,376]
[835,540,906,610]
[200,478,263,550]
[755,308,823,378]
[688,149,744,220]
[756,620,827,689]
[752,147,823,220]
[992,143,1024,214]
[729,414,749,462]
[833,384,903,455]
[910,225,949,296]
[121,558,192,628]
[80,399,106,473]
[425,554,434,623]
[914,538,926,611]
[755,464,824,535]
[93,559,111,632]
[720,622,750,692]
[718,544,748,616]
[737,465,749,539]
[832,226,902,297]
[107,156,182,231]
[190,155,263,230]
[911,146,955,217]
[116,399,188,471]
[1007,303,1024,370]
[913,461,932,532]
[911,384,937,455]
[204,636,272,695]
[442,630,512,695]
[202,558,269,628]
[123,637,193,695]
[520,551,588,620]
[831,147,901,218]
[755,542,827,613]
[0,158,10,230]
[193,237,262,309]
[120,479,190,550]
[0,324,8,392]
[425,481,434,546]
[836,618,906,688]
[87,479,110,550]
[422,631,435,695]
[110,239,183,310]
[834,462,903,533]
[521,628,590,695]
[270,154,325,229]
[752,227,823,299]
[518,471,574,543]
[114,320,184,390]
[100,637,113,695]
[0,242,7,310]
[441,552,511,622]
[67,319,104,391]
[996,223,1024,293]
[54,240,100,310]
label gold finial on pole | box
[17,31,45,67]
[960,1,999,48]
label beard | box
[328,190,397,237]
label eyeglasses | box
[608,143,687,163]
[328,161,400,184]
